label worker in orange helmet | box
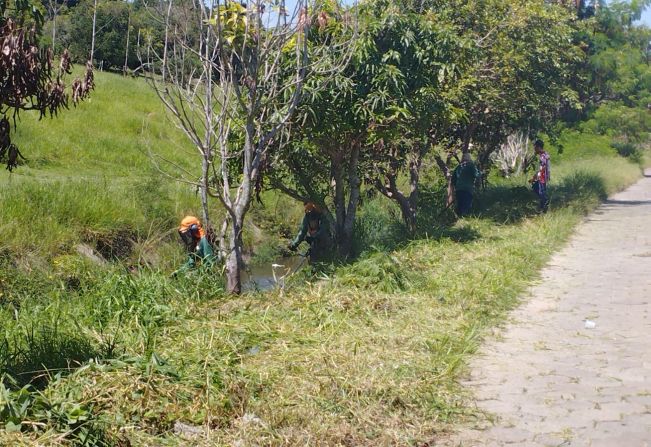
[172,216,216,276]
[288,201,329,262]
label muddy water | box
[241,255,307,291]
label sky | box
[639,8,651,26]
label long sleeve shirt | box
[179,237,216,272]
[452,161,481,193]
[292,212,326,248]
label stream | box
[241,255,308,291]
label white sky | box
[638,8,651,26]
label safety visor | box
[178,229,195,247]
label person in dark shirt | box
[289,201,329,262]
[452,152,481,216]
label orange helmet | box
[179,215,205,238]
[304,201,320,213]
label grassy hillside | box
[1,73,192,264]
[11,72,190,176]
[0,71,647,446]
[1,71,298,268]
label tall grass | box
[0,71,226,268]
[1,149,642,445]
[10,72,192,176]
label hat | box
[304,201,318,213]
[179,216,205,238]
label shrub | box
[490,132,536,177]
[612,141,642,164]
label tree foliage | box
[143,0,355,293]
[271,0,585,243]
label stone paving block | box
[590,435,651,447]
[595,401,647,418]
[534,433,572,447]
[481,427,532,444]
[443,172,651,447]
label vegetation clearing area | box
[0,71,646,446]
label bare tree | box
[141,0,355,293]
[91,0,98,64]
[46,0,68,51]
[123,2,131,76]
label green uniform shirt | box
[179,237,216,272]
[452,161,481,193]
[292,211,326,249]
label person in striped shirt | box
[530,139,550,213]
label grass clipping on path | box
[0,156,642,446]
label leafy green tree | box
[270,0,460,249]
[426,0,581,197]
[274,0,582,243]
[68,0,132,69]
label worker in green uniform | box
[172,215,216,276]
[451,152,481,216]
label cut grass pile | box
[0,147,643,445]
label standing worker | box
[451,152,481,217]
[530,139,551,213]
[288,202,328,263]
[173,216,216,276]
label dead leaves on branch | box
[0,18,94,171]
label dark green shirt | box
[292,211,326,248]
[180,237,216,272]
[452,161,481,193]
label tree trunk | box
[123,8,131,76]
[340,143,361,257]
[90,0,98,65]
[406,154,421,232]
[52,12,56,51]
[434,154,454,208]
[375,150,422,234]
[331,144,361,258]
[200,154,211,232]
[332,155,346,254]
[395,191,417,234]
[225,219,243,294]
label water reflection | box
[241,255,307,291]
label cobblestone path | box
[443,170,651,447]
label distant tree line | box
[39,0,175,73]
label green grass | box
[0,71,226,269]
[0,71,647,445]
[11,72,191,176]
[552,128,618,162]
[1,158,643,445]
[1,70,303,269]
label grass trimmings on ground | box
[1,153,641,446]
